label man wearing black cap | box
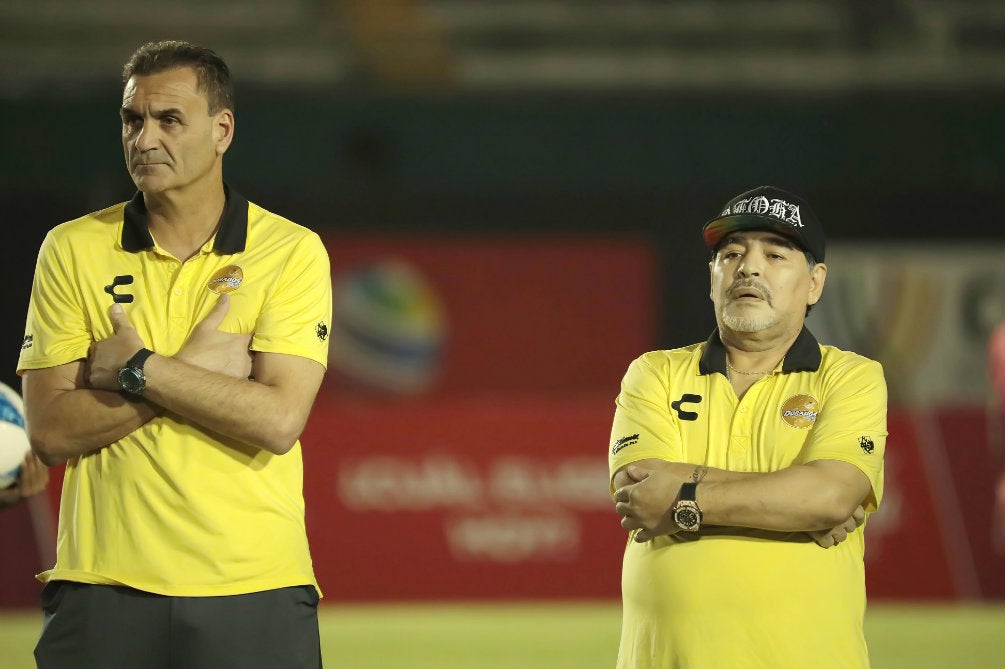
[609,186,887,669]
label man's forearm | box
[614,458,871,537]
[26,386,159,465]
[140,353,320,455]
[698,463,867,532]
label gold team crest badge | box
[780,394,819,429]
[207,265,244,294]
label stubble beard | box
[720,305,778,333]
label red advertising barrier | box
[302,395,624,601]
[863,413,959,599]
[0,494,49,606]
[863,407,1004,600]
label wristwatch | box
[118,348,155,396]
[671,482,703,532]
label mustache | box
[128,150,168,166]
[728,279,773,303]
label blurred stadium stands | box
[1,0,1004,91]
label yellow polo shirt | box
[18,187,332,597]
[609,328,887,669]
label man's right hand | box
[175,294,254,379]
[613,462,688,542]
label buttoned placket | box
[727,373,774,469]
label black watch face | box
[675,508,699,530]
[118,368,144,394]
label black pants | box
[34,582,322,669]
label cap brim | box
[702,214,808,252]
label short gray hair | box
[122,40,234,114]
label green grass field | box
[1,601,1002,669]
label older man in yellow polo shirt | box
[611,186,887,669]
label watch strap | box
[679,481,698,502]
[126,348,155,371]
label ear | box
[708,259,715,302]
[807,262,827,306]
[213,109,235,156]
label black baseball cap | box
[702,186,826,263]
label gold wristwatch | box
[671,482,702,532]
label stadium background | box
[1,1,1003,667]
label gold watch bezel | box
[673,499,702,532]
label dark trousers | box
[34,581,322,669]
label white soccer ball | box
[0,381,31,489]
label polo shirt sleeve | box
[251,232,332,368]
[609,353,684,492]
[17,229,92,373]
[800,356,888,512]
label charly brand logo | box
[611,434,639,455]
[722,196,803,227]
[780,394,819,428]
[21,334,33,351]
[316,322,329,341]
[104,275,135,303]
[671,394,702,421]
[207,265,244,294]
[859,436,875,454]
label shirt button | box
[174,288,182,295]
[739,407,747,413]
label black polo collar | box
[121,183,249,254]
[698,326,822,376]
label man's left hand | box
[809,505,865,548]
